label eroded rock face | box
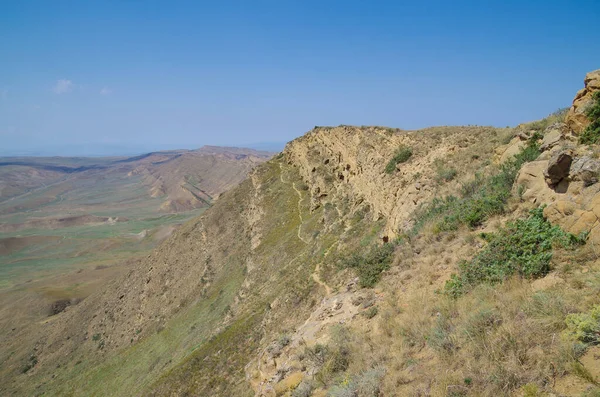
[540,122,571,152]
[566,69,600,134]
[570,156,600,186]
[544,150,573,186]
[283,126,505,237]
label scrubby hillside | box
[3,69,600,397]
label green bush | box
[444,207,585,297]
[579,91,600,144]
[413,143,540,233]
[341,243,395,287]
[304,326,352,385]
[565,305,600,345]
[385,146,412,174]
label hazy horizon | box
[0,140,286,157]
[2,1,599,154]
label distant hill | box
[0,146,273,211]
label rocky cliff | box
[284,125,508,238]
[566,69,600,133]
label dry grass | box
[319,229,600,396]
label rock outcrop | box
[516,146,600,245]
[283,125,507,237]
[544,149,573,186]
[540,122,572,152]
[570,156,600,186]
[566,69,600,133]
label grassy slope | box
[147,159,331,396]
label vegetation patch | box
[339,243,395,287]
[21,354,38,374]
[385,146,412,174]
[329,367,385,397]
[413,143,540,233]
[579,91,600,144]
[565,305,600,345]
[362,306,378,319]
[444,207,585,297]
[434,160,458,183]
[300,326,353,388]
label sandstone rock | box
[568,209,598,235]
[543,201,576,224]
[499,137,525,163]
[569,156,600,186]
[544,150,573,186]
[589,193,600,219]
[588,222,600,246]
[540,122,568,152]
[515,160,550,202]
[566,69,600,133]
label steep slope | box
[0,146,273,396]
[1,124,509,396]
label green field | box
[0,160,208,290]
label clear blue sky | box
[1,0,599,155]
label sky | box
[1,0,599,155]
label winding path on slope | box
[278,162,332,295]
[278,162,309,245]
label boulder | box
[569,156,600,186]
[515,160,550,202]
[544,150,573,186]
[566,69,600,133]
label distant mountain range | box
[0,141,286,157]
